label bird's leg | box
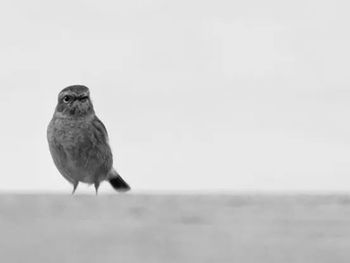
[94,182,100,195]
[72,182,79,195]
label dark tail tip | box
[109,175,131,192]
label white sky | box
[0,0,350,192]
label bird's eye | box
[80,96,88,102]
[63,96,71,103]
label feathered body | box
[47,85,130,194]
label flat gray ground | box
[1,194,350,263]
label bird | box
[47,85,130,194]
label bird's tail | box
[108,169,130,192]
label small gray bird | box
[47,85,130,194]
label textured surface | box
[1,194,350,263]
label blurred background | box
[0,0,349,193]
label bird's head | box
[55,85,95,118]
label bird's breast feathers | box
[47,115,113,183]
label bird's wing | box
[91,115,110,143]
[87,115,114,178]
